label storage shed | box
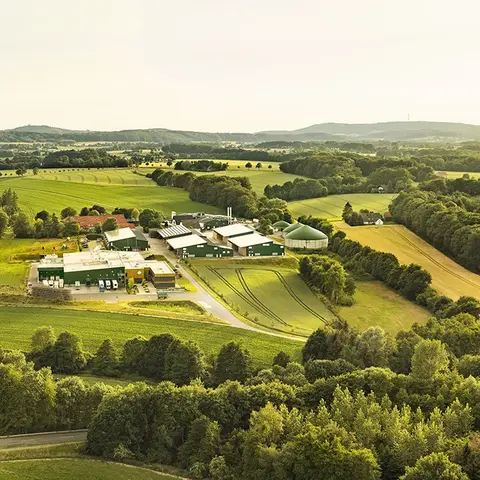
[167,234,207,253]
[228,233,284,257]
[213,224,254,242]
[157,224,192,240]
[284,225,328,250]
[272,220,291,232]
[104,228,149,251]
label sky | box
[1,0,479,132]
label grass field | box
[0,177,221,216]
[335,223,480,301]
[288,193,396,220]
[435,171,480,179]
[0,307,302,367]
[193,260,337,337]
[338,280,430,334]
[0,238,78,291]
[0,459,173,479]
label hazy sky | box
[1,0,479,132]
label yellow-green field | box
[338,280,430,334]
[192,260,337,337]
[335,223,480,301]
[435,170,480,179]
[0,177,221,216]
[288,193,396,220]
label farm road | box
[0,430,87,448]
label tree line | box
[174,160,228,172]
[390,190,480,273]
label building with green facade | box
[167,234,233,258]
[104,228,149,251]
[228,233,284,257]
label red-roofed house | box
[69,214,135,232]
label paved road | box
[0,430,87,448]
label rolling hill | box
[3,121,480,143]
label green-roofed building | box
[282,222,303,235]
[272,220,291,231]
[285,224,328,250]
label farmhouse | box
[284,225,328,250]
[69,214,134,232]
[213,224,254,242]
[167,234,233,258]
[360,213,384,225]
[272,220,291,232]
[228,233,284,257]
[104,228,149,251]
[37,251,175,288]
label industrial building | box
[149,224,192,240]
[282,222,304,235]
[167,234,233,258]
[272,220,291,232]
[228,233,284,257]
[104,228,149,251]
[213,224,254,242]
[284,225,328,250]
[37,251,175,288]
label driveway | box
[0,430,87,448]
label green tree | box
[213,342,252,385]
[130,208,139,220]
[13,212,33,238]
[91,339,119,377]
[63,221,80,237]
[411,339,449,380]
[51,332,87,374]
[245,162,252,169]
[140,334,176,379]
[342,202,353,221]
[0,209,8,238]
[121,335,147,372]
[164,339,204,386]
[255,162,262,169]
[102,217,118,232]
[400,452,468,480]
[272,351,291,368]
[61,207,77,219]
[31,326,56,352]
[32,167,39,175]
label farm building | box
[282,222,303,235]
[213,224,254,242]
[151,224,192,240]
[69,214,134,232]
[359,213,384,225]
[228,233,284,257]
[284,225,328,250]
[104,228,149,251]
[272,220,291,232]
[167,234,233,258]
[37,251,175,288]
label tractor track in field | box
[206,266,287,325]
[393,227,480,290]
[106,175,112,184]
[235,269,289,326]
[236,267,329,325]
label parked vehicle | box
[75,281,81,290]
[53,281,59,288]
[59,279,64,288]
[157,290,168,299]
[112,279,118,290]
[48,280,54,287]
[105,280,111,290]
[99,280,105,292]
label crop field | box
[35,168,153,185]
[338,280,430,334]
[0,459,172,479]
[435,170,480,179]
[336,223,480,301]
[0,238,78,291]
[288,193,396,220]
[0,177,221,216]
[0,307,302,367]
[193,261,337,337]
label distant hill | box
[2,121,480,143]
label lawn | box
[338,280,431,334]
[0,177,221,216]
[288,193,396,220]
[0,238,78,291]
[0,459,173,480]
[192,260,337,337]
[335,223,480,301]
[435,171,480,179]
[0,307,302,367]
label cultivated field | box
[0,307,302,367]
[193,260,337,337]
[0,459,171,479]
[336,223,480,301]
[0,238,78,292]
[288,193,396,220]
[338,280,430,334]
[35,168,153,185]
[0,177,221,216]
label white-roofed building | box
[213,223,254,242]
[228,233,284,257]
